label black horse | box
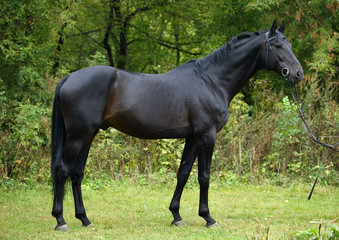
[51,20,303,230]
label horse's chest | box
[214,107,229,132]
[194,94,229,133]
[206,94,229,127]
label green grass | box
[0,179,338,239]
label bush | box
[294,223,339,240]
[0,101,50,183]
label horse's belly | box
[103,110,193,139]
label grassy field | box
[0,179,338,239]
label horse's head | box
[262,20,304,84]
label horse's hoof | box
[207,222,221,228]
[55,224,69,231]
[83,223,94,228]
[172,220,186,226]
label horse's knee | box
[53,162,69,183]
[198,175,210,187]
[70,169,84,184]
[177,172,189,184]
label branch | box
[74,26,104,48]
[109,31,120,46]
[129,24,202,55]
[158,37,203,47]
[125,6,150,24]
[127,38,144,46]
[157,40,202,56]
[124,0,170,25]
[67,28,104,38]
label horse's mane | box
[196,30,266,68]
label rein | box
[289,83,338,200]
[288,84,339,152]
[265,31,339,152]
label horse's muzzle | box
[287,68,304,84]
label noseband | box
[265,32,290,78]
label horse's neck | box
[203,35,264,101]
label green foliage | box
[213,93,253,178]
[295,228,319,240]
[87,128,184,180]
[329,225,339,240]
[86,51,107,67]
[0,0,55,102]
[309,31,337,75]
[0,78,8,122]
[275,96,302,145]
[0,100,50,182]
[266,96,304,175]
[12,101,49,149]
[294,223,339,240]
[245,0,285,12]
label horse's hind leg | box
[169,138,197,226]
[52,160,69,231]
[52,136,85,230]
[69,133,96,227]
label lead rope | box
[308,125,338,200]
[288,83,339,199]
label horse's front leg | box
[196,131,219,227]
[169,138,197,226]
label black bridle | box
[265,31,290,78]
[265,31,339,152]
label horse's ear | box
[270,19,278,35]
[278,21,285,33]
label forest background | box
[0,0,338,187]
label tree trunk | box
[52,23,67,75]
[113,0,127,69]
[103,0,115,67]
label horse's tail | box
[51,75,69,190]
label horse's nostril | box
[296,70,302,79]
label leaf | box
[296,9,304,22]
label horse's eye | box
[275,43,282,48]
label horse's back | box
[60,66,116,92]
